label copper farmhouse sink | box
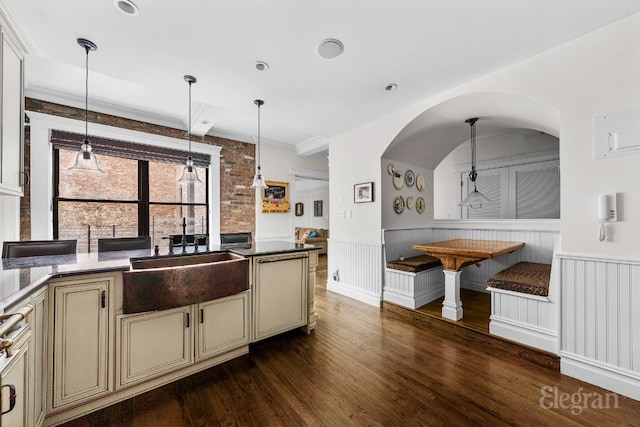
[122,252,249,314]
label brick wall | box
[23,98,256,241]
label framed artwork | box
[354,182,374,203]
[314,200,323,217]
[261,181,291,213]
[295,202,304,216]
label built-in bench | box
[487,262,551,296]
[486,238,559,354]
[382,229,444,309]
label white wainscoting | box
[559,253,640,400]
[327,239,383,307]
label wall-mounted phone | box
[597,194,617,222]
[597,193,617,242]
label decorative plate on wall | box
[393,196,405,214]
[405,169,415,187]
[407,196,414,210]
[392,170,404,190]
[416,174,425,192]
[415,197,425,214]
[387,163,396,175]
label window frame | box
[52,147,210,251]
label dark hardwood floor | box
[414,288,491,334]
[63,254,640,426]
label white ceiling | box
[4,0,640,156]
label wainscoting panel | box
[327,239,383,307]
[560,254,640,400]
[382,228,434,263]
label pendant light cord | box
[84,45,89,141]
[466,117,478,182]
[188,79,192,154]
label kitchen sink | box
[122,252,249,314]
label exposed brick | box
[23,98,256,244]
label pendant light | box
[69,38,103,173]
[178,75,201,183]
[458,117,492,208]
[250,99,267,189]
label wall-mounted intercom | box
[597,193,617,242]
[597,193,617,222]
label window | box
[461,160,559,220]
[53,131,209,253]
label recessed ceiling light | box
[114,0,139,16]
[317,38,344,59]
[255,61,269,71]
[385,83,398,91]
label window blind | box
[50,130,211,167]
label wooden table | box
[412,239,524,321]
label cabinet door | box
[0,29,24,195]
[197,292,249,361]
[51,279,110,408]
[0,340,29,427]
[253,253,308,341]
[117,306,193,387]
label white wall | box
[330,12,640,258]
[255,144,328,241]
[294,180,329,230]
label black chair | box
[97,236,151,252]
[220,232,252,246]
[2,239,77,258]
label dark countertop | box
[0,241,318,313]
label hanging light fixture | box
[178,75,201,183]
[458,117,492,208]
[69,38,103,172]
[250,99,267,189]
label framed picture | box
[261,181,291,213]
[314,200,323,217]
[295,202,304,216]
[354,182,374,203]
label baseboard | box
[489,316,558,354]
[462,279,490,294]
[560,352,640,401]
[383,288,444,310]
[327,280,381,307]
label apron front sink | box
[123,252,249,314]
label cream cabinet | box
[117,305,193,387]
[0,25,25,197]
[0,330,30,427]
[29,288,47,427]
[197,292,249,361]
[0,305,31,426]
[48,274,114,410]
[117,291,250,387]
[253,253,308,341]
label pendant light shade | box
[250,99,267,189]
[178,75,201,183]
[459,117,491,208]
[69,38,103,173]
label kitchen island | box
[0,241,319,426]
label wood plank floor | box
[63,255,640,426]
[414,288,491,334]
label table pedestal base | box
[442,269,463,321]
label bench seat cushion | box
[386,255,442,273]
[487,262,551,296]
